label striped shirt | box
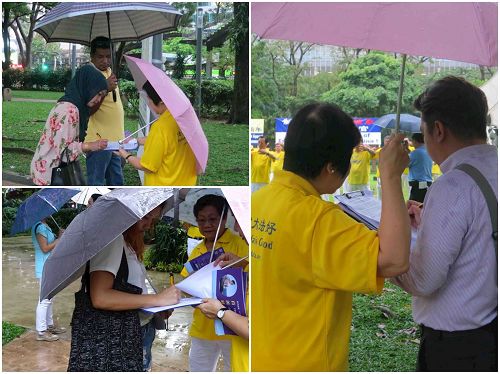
[392,144,497,331]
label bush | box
[119,77,234,120]
[143,221,188,273]
[2,322,26,345]
[2,68,72,91]
[119,79,140,118]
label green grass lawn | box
[11,89,63,100]
[2,321,27,345]
[349,282,419,371]
[2,93,248,186]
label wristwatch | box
[216,307,228,320]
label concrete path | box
[11,98,57,103]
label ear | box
[433,120,446,143]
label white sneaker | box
[47,325,66,334]
[36,331,59,342]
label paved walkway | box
[2,171,34,186]
[11,98,57,103]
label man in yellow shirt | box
[270,142,285,181]
[252,102,410,371]
[251,136,276,192]
[346,141,376,192]
[181,194,248,371]
[85,37,125,185]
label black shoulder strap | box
[34,222,43,234]
[81,248,129,291]
[455,163,498,265]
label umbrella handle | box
[49,215,60,230]
[106,11,117,102]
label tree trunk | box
[229,3,248,124]
[11,23,25,67]
[2,8,11,70]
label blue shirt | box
[408,146,433,182]
[31,221,56,279]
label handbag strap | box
[61,146,71,163]
[81,248,129,292]
[455,163,498,266]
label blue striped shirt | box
[393,144,497,331]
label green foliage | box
[320,52,420,117]
[163,37,195,58]
[119,79,140,118]
[172,53,186,80]
[143,222,188,272]
[2,68,71,91]
[2,321,26,345]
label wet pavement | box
[2,236,195,372]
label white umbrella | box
[71,187,111,206]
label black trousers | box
[417,317,498,372]
[409,181,432,203]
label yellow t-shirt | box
[374,147,382,178]
[140,109,197,186]
[181,229,249,340]
[251,170,383,371]
[271,151,285,173]
[432,162,442,175]
[251,149,272,183]
[85,66,124,142]
[348,150,373,185]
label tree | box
[320,52,420,117]
[228,2,248,124]
[8,2,57,69]
[2,2,29,70]
[211,41,234,78]
[30,34,61,69]
[268,40,314,97]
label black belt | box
[409,181,432,188]
[421,317,497,339]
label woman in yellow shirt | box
[117,81,197,186]
[251,102,411,371]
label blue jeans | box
[86,150,124,186]
[142,320,156,371]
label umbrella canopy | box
[71,187,111,206]
[374,114,422,133]
[34,2,182,45]
[252,2,498,67]
[165,187,249,242]
[40,188,175,300]
[252,2,498,131]
[125,55,209,174]
[10,188,80,235]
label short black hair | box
[90,36,111,56]
[283,102,361,179]
[193,194,228,219]
[414,76,488,141]
[142,80,162,105]
[411,133,425,144]
[90,193,102,202]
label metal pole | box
[106,11,117,102]
[195,6,204,116]
[152,34,163,69]
[71,44,76,77]
[395,54,407,133]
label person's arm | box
[363,145,376,157]
[391,178,466,296]
[36,234,58,253]
[116,148,152,172]
[258,148,277,161]
[89,270,180,311]
[197,298,249,339]
[377,133,411,277]
[214,253,249,269]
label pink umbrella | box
[124,55,209,174]
[253,2,497,66]
[252,2,498,130]
[222,187,250,243]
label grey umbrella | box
[40,188,175,300]
[34,2,182,101]
[34,2,182,46]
